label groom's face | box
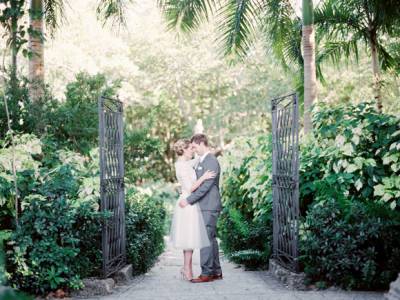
[192,142,205,155]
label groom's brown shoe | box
[211,273,223,280]
[190,275,214,283]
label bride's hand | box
[201,170,216,181]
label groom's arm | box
[186,157,220,205]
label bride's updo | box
[173,139,191,156]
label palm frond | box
[96,0,133,28]
[157,0,216,32]
[314,0,363,41]
[377,42,397,72]
[260,0,301,70]
[44,0,66,36]
[317,38,360,66]
[216,0,262,59]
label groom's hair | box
[191,134,208,146]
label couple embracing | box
[170,134,223,283]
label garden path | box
[81,238,384,300]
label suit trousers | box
[200,210,222,276]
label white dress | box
[169,158,210,250]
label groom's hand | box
[179,199,189,208]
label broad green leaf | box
[342,143,354,156]
[354,179,363,191]
[346,164,358,173]
[382,193,393,202]
[351,135,360,145]
[335,135,346,147]
[390,201,396,210]
[391,130,400,137]
[373,184,385,196]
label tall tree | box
[302,0,316,134]
[157,0,316,130]
[315,0,400,112]
[29,0,45,101]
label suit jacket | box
[187,153,222,212]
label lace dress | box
[169,158,210,250]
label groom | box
[179,133,223,283]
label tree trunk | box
[302,0,316,134]
[370,32,382,112]
[29,0,45,102]
[10,0,18,87]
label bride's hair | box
[173,139,191,156]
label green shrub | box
[0,78,58,140]
[300,196,400,290]
[0,287,33,300]
[219,136,273,269]
[7,196,105,294]
[0,230,11,285]
[0,134,100,230]
[301,102,400,211]
[50,72,120,154]
[125,187,166,275]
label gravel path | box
[81,238,385,300]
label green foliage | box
[0,134,101,229]
[219,101,400,289]
[125,186,166,275]
[0,287,33,300]
[0,230,12,285]
[125,99,191,182]
[315,0,400,72]
[0,78,58,140]
[301,102,400,211]
[300,197,400,290]
[50,72,120,154]
[219,135,273,269]
[0,72,119,156]
[7,195,105,294]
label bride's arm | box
[190,170,216,192]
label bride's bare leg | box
[183,250,193,279]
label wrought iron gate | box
[98,96,126,278]
[271,93,300,273]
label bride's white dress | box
[170,158,210,250]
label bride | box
[170,139,214,281]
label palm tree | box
[29,0,45,101]
[157,0,316,131]
[26,0,132,101]
[302,0,316,134]
[315,0,400,112]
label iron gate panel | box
[98,96,126,278]
[271,93,300,273]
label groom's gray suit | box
[187,153,222,276]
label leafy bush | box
[0,230,11,285]
[301,196,400,290]
[219,136,273,269]
[0,78,58,140]
[7,196,105,294]
[125,187,166,275]
[0,134,100,230]
[0,287,33,300]
[300,102,400,211]
[124,99,191,182]
[49,72,120,154]
[0,133,105,293]
[219,101,400,289]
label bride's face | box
[183,145,194,158]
